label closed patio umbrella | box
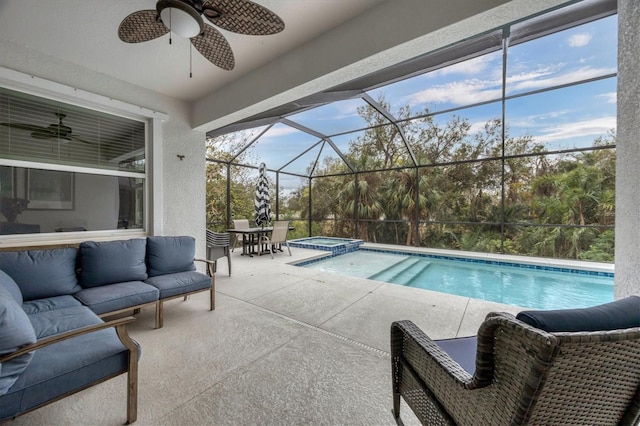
[254,162,271,228]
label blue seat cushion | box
[435,335,477,375]
[73,281,159,315]
[145,271,211,299]
[146,236,196,277]
[517,295,640,332]
[0,295,37,395]
[0,326,135,421]
[28,305,102,340]
[0,270,22,304]
[79,239,148,288]
[0,248,81,301]
[21,295,83,315]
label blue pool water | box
[301,249,614,310]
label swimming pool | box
[299,249,614,310]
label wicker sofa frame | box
[391,312,640,425]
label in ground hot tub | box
[288,236,364,256]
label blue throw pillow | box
[0,270,23,304]
[517,296,640,332]
[0,294,37,394]
[0,248,81,301]
[146,236,196,277]
[79,239,148,287]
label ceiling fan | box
[0,113,93,145]
[118,0,285,71]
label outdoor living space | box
[2,0,640,424]
[7,246,526,426]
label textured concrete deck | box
[14,245,553,425]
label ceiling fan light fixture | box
[157,0,203,38]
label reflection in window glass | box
[0,87,145,173]
[0,167,143,235]
[507,15,617,96]
[368,50,503,117]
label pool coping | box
[290,242,614,277]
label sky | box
[217,14,617,194]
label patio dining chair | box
[391,296,640,426]
[259,220,291,259]
[205,230,231,276]
[231,219,249,252]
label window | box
[0,87,148,236]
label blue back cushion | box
[0,248,81,301]
[517,296,640,332]
[0,270,23,304]
[79,239,147,287]
[146,236,196,277]
[0,294,37,394]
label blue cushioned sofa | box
[0,235,215,423]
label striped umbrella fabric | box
[254,162,271,228]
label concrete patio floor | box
[13,245,529,425]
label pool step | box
[404,262,433,287]
[369,257,430,284]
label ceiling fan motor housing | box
[157,0,204,38]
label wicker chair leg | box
[392,392,403,426]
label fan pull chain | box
[168,8,172,45]
[190,43,193,78]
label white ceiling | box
[0,0,386,103]
[0,0,574,133]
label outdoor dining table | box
[226,226,294,257]
[226,227,270,257]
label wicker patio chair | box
[391,296,640,426]
[205,230,231,276]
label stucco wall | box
[615,0,640,298]
[0,39,207,259]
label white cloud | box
[404,79,502,107]
[403,64,603,108]
[535,116,616,143]
[429,53,498,77]
[260,125,299,141]
[567,33,592,47]
[506,66,558,85]
[597,92,617,104]
[468,121,490,135]
[510,110,570,128]
[510,66,616,93]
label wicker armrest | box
[0,316,137,363]
[391,320,473,387]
